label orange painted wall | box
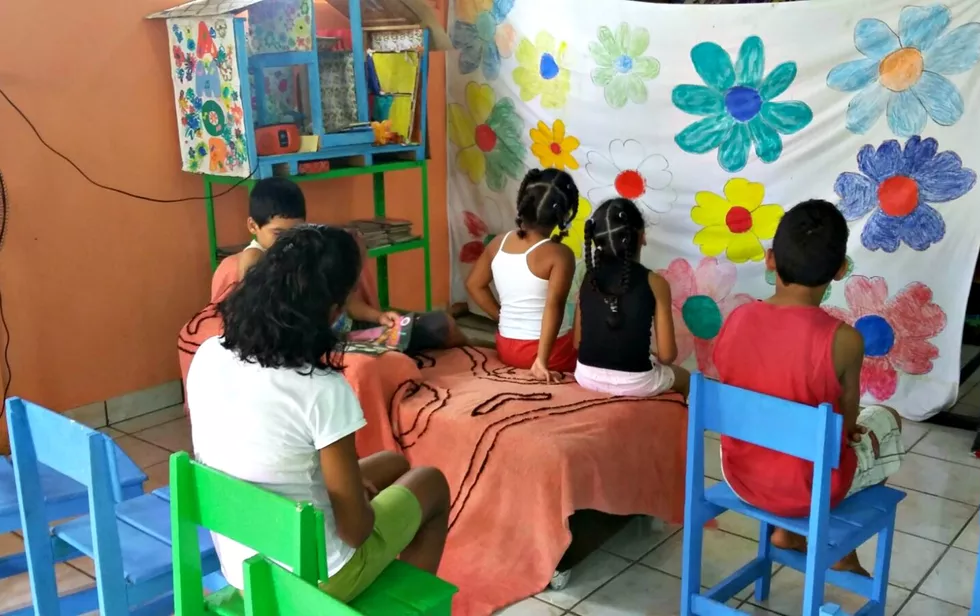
[0,0,449,411]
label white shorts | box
[574,360,675,397]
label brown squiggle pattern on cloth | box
[387,346,687,530]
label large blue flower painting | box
[452,0,516,80]
[835,136,976,252]
[673,36,812,173]
[827,4,980,137]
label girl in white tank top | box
[465,169,580,381]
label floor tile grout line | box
[884,481,980,509]
[556,553,634,614]
[905,447,980,472]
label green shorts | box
[319,485,423,603]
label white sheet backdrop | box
[446,0,980,420]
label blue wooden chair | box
[0,419,145,588]
[680,374,906,616]
[971,520,979,616]
[6,397,223,616]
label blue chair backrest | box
[690,373,843,467]
[6,397,125,500]
[6,397,131,614]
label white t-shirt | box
[186,336,367,589]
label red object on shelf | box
[298,160,331,174]
[317,28,352,51]
[255,124,301,156]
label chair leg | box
[972,547,980,616]
[680,519,704,616]
[754,521,773,602]
[870,515,896,616]
[802,546,827,616]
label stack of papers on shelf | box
[348,218,417,248]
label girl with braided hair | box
[574,198,690,397]
[465,168,579,381]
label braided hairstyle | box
[514,168,579,242]
[583,198,645,329]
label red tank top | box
[713,302,857,517]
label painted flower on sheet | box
[448,82,525,192]
[767,256,854,304]
[558,197,593,259]
[835,136,976,252]
[691,178,784,264]
[827,4,980,137]
[590,23,661,108]
[824,276,946,402]
[529,120,580,171]
[585,140,676,224]
[673,36,812,173]
[452,0,516,80]
[459,210,494,263]
[658,257,754,378]
[513,32,571,109]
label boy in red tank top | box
[713,200,906,576]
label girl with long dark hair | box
[465,168,580,381]
[186,224,450,602]
[574,198,690,397]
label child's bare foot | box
[771,528,807,552]
[831,551,870,577]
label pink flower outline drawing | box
[824,276,947,402]
[658,257,753,378]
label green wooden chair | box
[241,555,359,616]
[169,451,457,616]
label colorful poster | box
[167,16,250,176]
[247,0,313,54]
[446,0,980,420]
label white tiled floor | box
[2,395,980,614]
[503,420,980,616]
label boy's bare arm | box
[346,295,383,323]
[237,247,263,280]
[833,323,865,438]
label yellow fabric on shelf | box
[387,95,414,140]
[373,51,420,94]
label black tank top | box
[578,260,655,373]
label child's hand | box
[847,425,867,443]
[379,311,401,328]
[530,357,557,383]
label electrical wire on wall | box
[0,170,9,418]
[0,86,256,202]
[0,85,256,415]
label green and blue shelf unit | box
[148,0,445,310]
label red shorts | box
[495,331,578,373]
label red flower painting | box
[824,276,946,402]
[459,211,493,264]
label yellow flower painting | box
[557,196,593,259]
[513,32,571,109]
[448,82,525,192]
[529,119,580,171]
[691,178,784,263]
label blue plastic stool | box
[681,374,906,616]
[6,397,224,615]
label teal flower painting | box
[452,0,516,80]
[826,4,980,137]
[589,24,661,108]
[673,36,813,173]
